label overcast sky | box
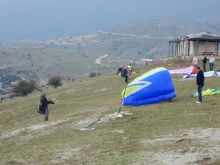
[0,0,219,43]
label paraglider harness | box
[37,95,55,115]
[121,68,128,78]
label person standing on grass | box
[202,55,207,72]
[196,66,204,104]
[192,55,198,67]
[209,54,215,71]
[127,63,133,77]
[121,66,128,83]
[39,93,55,121]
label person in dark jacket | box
[117,66,123,76]
[121,66,128,83]
[202,55,207,72]
[196,66,204,103]
[39,93,54,121]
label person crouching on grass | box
[117,66,123,76]
[196,66,204,104]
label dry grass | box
[1,60,220,165]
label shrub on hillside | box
[89,72,101,78]
[89,72,96,78]
[47,75,62,88]
[12,80,39,96]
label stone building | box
[168,32,220,58]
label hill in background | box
[0,19,220,94]
[1,0,220,44]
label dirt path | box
[0,118,72,139]
[1,109,220,164]
[99,31,170,39]
[95,54,109,66]
[141,128,220,164]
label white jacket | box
[192,57,198,65]
[209,57,215,63]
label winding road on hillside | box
[95,54,109,66]
[99,31,172,40]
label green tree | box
[89,71,97,78]
[47,76,62,88]
[12,80,39,96]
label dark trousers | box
[44,108,49,121]
[125,75,128,83]
[198,85,203,102]
[209,63,214,71]
[122,75,128,83]
[203,63,206,72]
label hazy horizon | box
[0,0,220,44]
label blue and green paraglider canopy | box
[121,67,176,106]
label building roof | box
[186,32,220,41]
[169,32,220,42]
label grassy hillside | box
[0,46,103,80]
[1,59,220,164]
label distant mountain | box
[107,19,220,38]
[85,19,220,59]
[1,0,220,44]
[191,15,220,32]
[0,19,220,92]
[4,19,220,58]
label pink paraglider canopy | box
[168,65,197,74]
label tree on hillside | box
[89,71,101,78]
[89,71,97,78]
[47,75,62,88]
[12,80,39,96]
